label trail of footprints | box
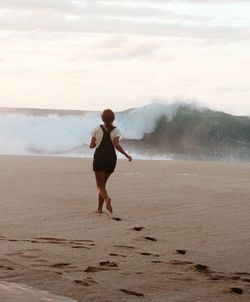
[79,225,249,297]
[0,235,95,249]
[1,225,250,298]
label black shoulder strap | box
[100,125,116,133]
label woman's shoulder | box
[93,125,102,130]
[111,126,121,136]
[91,125,102,136]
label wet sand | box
[0,155,250,301]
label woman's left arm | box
[113,137,132,161]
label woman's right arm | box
[113,137,132,161]
[90,127,97,149]
[89,137,96,149]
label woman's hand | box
[126,154,132,162]
[89,137,96,149]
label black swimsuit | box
[93,125,117,174]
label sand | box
[0,155,250,302]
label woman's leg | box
[94,172,112,213]
[97,172,111,212]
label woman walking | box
[90,109,132,214]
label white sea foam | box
[0,281,76,302]
[0,102,203,158]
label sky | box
[0,0,250,115]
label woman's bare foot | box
[96,209,104,213]
[105,198,113,214]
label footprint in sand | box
[140,252,159,257]
[112,217,122,221]
[74,277,97,286]
[5,252,24,256]
[231,287,243,295]
[171,277,195,282]
[0,265,14,271]
[133,227,144,231]
[71,240,94,244]
[74,280,90,286]
[74,280,92,286]
[119,289,144,297]
[84,261,118,273]
[33,237,94,247]
[51,263,71,268]
[71,245,90,249]
[176,249,186,255]
[231,276,241,280]
[109,253,127,258]
[242,278,250,283]
[209,276,222,281]
[84,267,107,273]
[143,236,157,242]
[169,260,193,265]
[212,275,241,281]
[99,261,118,267]
[235,272,250,277]
[71,240,95,249]
[34,237,67,242]
[194,264,210,273]
[113,245,135,249]
[152,260,193,265]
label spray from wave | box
[0,102,190,158]
[0,102,250,161]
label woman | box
[90,109,132,214]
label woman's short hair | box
[101,109,115,124]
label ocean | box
[0,102,250,161]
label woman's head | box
[101,109,115,125]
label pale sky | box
[0,0,250,115]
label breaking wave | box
[0,102,250,161]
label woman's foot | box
[96,209,104,213]
[105,198,113,214]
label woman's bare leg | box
[95,172,112,213]
[105,197,113,214]
[97,194,104,213]
[97,172,111,212]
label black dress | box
[93,125,117,174]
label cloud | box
[93,36,162,60]
[0,0,249,44]
[66,34,165,62]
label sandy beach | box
[0,155,250,301]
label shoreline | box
[0,281,77,302]
[0,155,250,301]
[1,153,250,164]
[0,154,250,165]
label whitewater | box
[0,102,198,159]
[1,102,250,161]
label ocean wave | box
[0,102,250,161]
